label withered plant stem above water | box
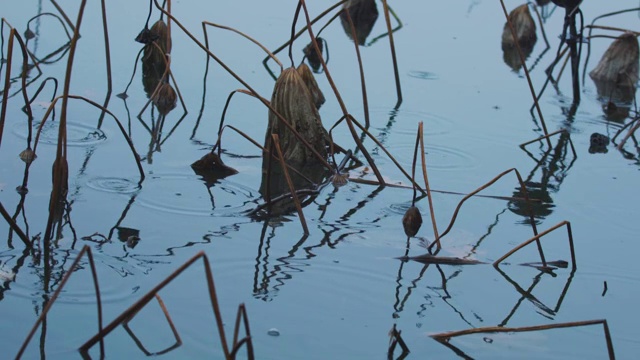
[0,29,33,150]
[499,0,551,148]
[271,134,310,234]
[431,319,614,360]
[203,21,283,72]
[17,245,104,359]
[295,0,384,184]
[152,0,333,173]
[417,122,440,244]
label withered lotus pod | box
[590,33,639,86]
[402,206,422,237]
[148,19,170,54]
[590,33,639,121]
[19,147,36,163]
[536,0,551,5]
[340,0,379,46]
[303,38,324,73]
[264,67,328,165]
[297,63,325,109]
[24,28,35,40]
[501,4,537,71]
[259,67,329,211]
[152,82,177,115]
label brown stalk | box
[122,294,182,356]
[17,245,104,358]
[270,133,310,234]
[202,21,283,72]
[617,120,640,150]
[230,304,254,359]
[213,104,319,187]
[264,0,347,62]
[431,319,614,359]
[327,115,424,193]
[0,29,33,149]
[1,201,31,247]
[500,0,551,148]
[343,7,370,127]
[214,89,259,155]
[427,168,545,268]
[80,252,234,358]
[347,177,539,203]
[519,129,577,158]
[152,0,333,173]
[44,0,88,243]
[388,324,410,359]
[418,122,440,246]
[49,0,75,32]
[31,95,145,183]
[493,220,575,269]
[381,0,402,106]
[295,0,385,184]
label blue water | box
[1,0,639,358]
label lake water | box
[1,0,639,358]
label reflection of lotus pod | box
[589,133,610,154]
[19,148,36,163]
[52,157,69,199]
[550,0,581,8]
[340,0,379,46]
[402,206,422,237]
[142,20,171,98]
[508,182,553,224]
[590,33,639,86]
[191,152,239,180]
[297,63,325,109]
[153,82,177,115]
[501,4,537,71]
[303,38,324,72]
[265,67,327,164]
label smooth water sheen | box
[1,1,640,359]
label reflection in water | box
[589,33,639,123]
[501,4,537,72]
[252,185,384,301]
[340,0,379,46]
[510,131,575,224]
